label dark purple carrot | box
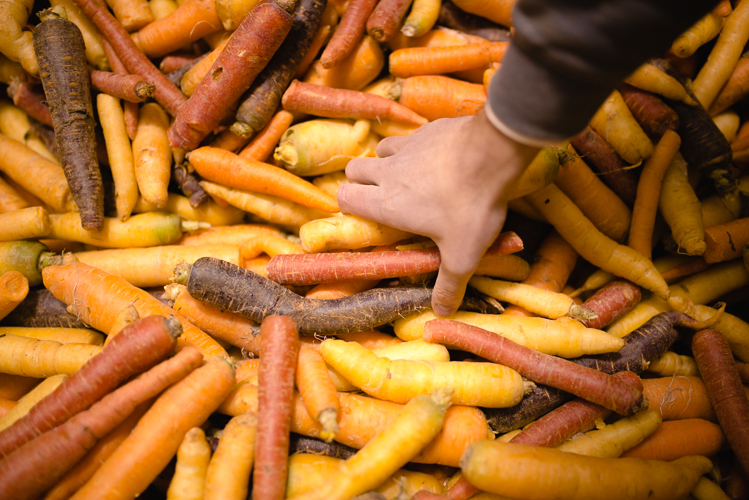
[173,257,433,335]
[618,84,679,139]
[33,7,104,231]
[0,314,181,457]
[89,70,154,102]
[319,0,379,69]
[169,0,296,150]
[423,319,645,416]
[580,279,642,330]
[366,0,413,42]
[0,288,87,328]
[438,0,510,41]
[570,125,639,206]
[231,0,325,138]
[289,434,357,459]
[7,81,53,126]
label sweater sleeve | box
[485,0,717,146]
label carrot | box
[628,129,681,259]
[89,70,153,103]
[0,240,56,288]
[0,314,181,457]
[449,0,514,27]
[42,257,227,357]
[175,257,433,335]
[393,74,486,121]
[703,217,749,263]
[295,344,340,442]
[47,211,185,248]
[7,81,53,127]
[131,0,221,58]
[168,0,295,151]
[177,41,227,96]
[133,192,246,227]
[0,374,66,432]
[179,223,283,245]
[692,329,749,474]
[569,125,638,206]
[0,343,202,500]
[671,8,727,59]
[33,7,103,230]
[463,440,711,500]
[424,319,645,416]
[0,175,29,214]
[389,42,507,78]
[0,327,103,345]
[0,206,50,242]
[231,0,326,138]
[661,258,710,282]
[624,60,698,105]
[590,89,654,165]
[282,79,428,126]
[299,214,414,253]
[305,34,385,90]
[286,388,453,500]
[618,84,680,138]
[98,38,139,140]
[660,152,706,256]
[366,0,412,42]
[641,376,717,421]
[204,413,257,500]
[320,0,378,68]
[189,146,339,213]
[239,109,295,162]
[268,231,521,285]
[0,0,37,76]
[619,418,725,462]
[241,232,303,259]
[0,334,102,377]
[105,0,153,31]
[401,0,440,37]
[166,427,211,500]
[647,351,699,377]
[252,315,300,500]
[132,102,172,208]
[525,183,671,300]
[709,53,749,115]
[0,288,86,329]
[579,279,641,330]
[0,99,58,163]
[69,355,234,500]
[0,373,39,401]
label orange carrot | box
[304,34,385,90]
[660,257,711,281]
[0,344,202,500]
[0,270,28,321]
[395,75,486,121]
[424,320,645,416]
[389,42,508,78]
[320,0,379,68]
[620,418,726,461]
[703,217,749,263]
[0,374,39,401]
[692,329,749,474]
[252,315,300,500]
[304,278,381,299]
[282,79,428,125]
[296,344,340,442]
[628,129,682,259]
[69,356,234,500]
[187,146,339,212]
[0,399,17,418]
[642,376,717,421]
[0,315,181,457]
[239,109,295,162]
[366,0,412,42]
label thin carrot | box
[98,38,139,139]
[642,376,716,422]
[296,344,340,442]
[618,84,680,138]
[620,418,726,461]
[366,0,413,42]
[166,426,211,500]
[389,42,507,78]
[320,0,378,69]
[239,109,295,162]
[69,356,234,500]
[692,329,749,474]
[0,314,181,457]
[188,146,339,213]
[89,70,153,102]
[709,53,749,115]
[628,129,682,259]
[252,315,300,500]
[580,279,642,330]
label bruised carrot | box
[389,42,507,78]
[692,329,749,474]
[231,0,326,138]
[0,271,27,321]
[174,257,433,335]
[0,343,202,500]
[703,217,749,263]
[267,231,521,285]
[0,314,181,457]
[642,376,716,422]
[580,280,641,330]
[320,0,378,69]
[281,79,428,126]
[168,0,295,151]
[252,315,300,500]
[33,7,104,231]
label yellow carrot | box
[47,211,184,248]
[0,335,102,377]
[589,90,653,165]
[299,214,414,253]
[133,192,245,226]
[0,374,66,432]
[166,427,211,500]
[132,102,171,208]
[0,270,27,321]
[0,327,103,345]
[204,413,257,500]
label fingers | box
[375,135,410,158]
[337,182,384,220]
[431,262,473,318]
[345,156,384,186]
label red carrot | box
[7,81,53,127]
[692,329,749,475]
[168,0,296,150]
[423,319,646,416]
[100,38,139,139]
[0,344,202,500]
[446,476,480,500]
[580,279,642,330]
[89,70,154,103]
[252,315,301,500]
[366,0,413,42]
[320,0,379,68]
[267,231,522,285]
[619,84,679,138]
[70,0,187,116]
[281,79,428,125]
[0,314,181,457]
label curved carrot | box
[620,418,726,461]
[296,344,340,442]
[580,279,642,330]
[239,109,295,162]
[320,0,379,69]
[366,0,413,42]
[641,376,716,421]
[0,271,28,321]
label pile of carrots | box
[0,0,749,498]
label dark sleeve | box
[485,0,718,144]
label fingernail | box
[432,304,455,318]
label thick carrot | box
[389,42,507,78]
[0,344,202,500]
[642,376,716,421]
[304,34,385,90]
[709,53,749,115]
[296,344,340,442]
[252,315,300,500]
[703,217,749,263]
[692,329,749,474]
[394,74,486,121]
[580,279,641,330]
[89,70,153,102]
[620,418,726,461]
[281,79,428,126]
[188,146,339,213]
[0,206,50,242]
[70,0,187,116]
[0,270,27,321]
[366,0,412,42]
[204,413,257,500]
[589,89,653,165]
[618,84,679,138]
[69,355,234,500]
[174,257,433,335]
[167,426,211,500]
[449,0,514,27]
[0,288,86,329]
[660,152,706,257]
[168,0,295,151]
[320,0,378,69]
[0,314,181,457]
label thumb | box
[431,256,476,318]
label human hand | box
[338,108,540,316]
